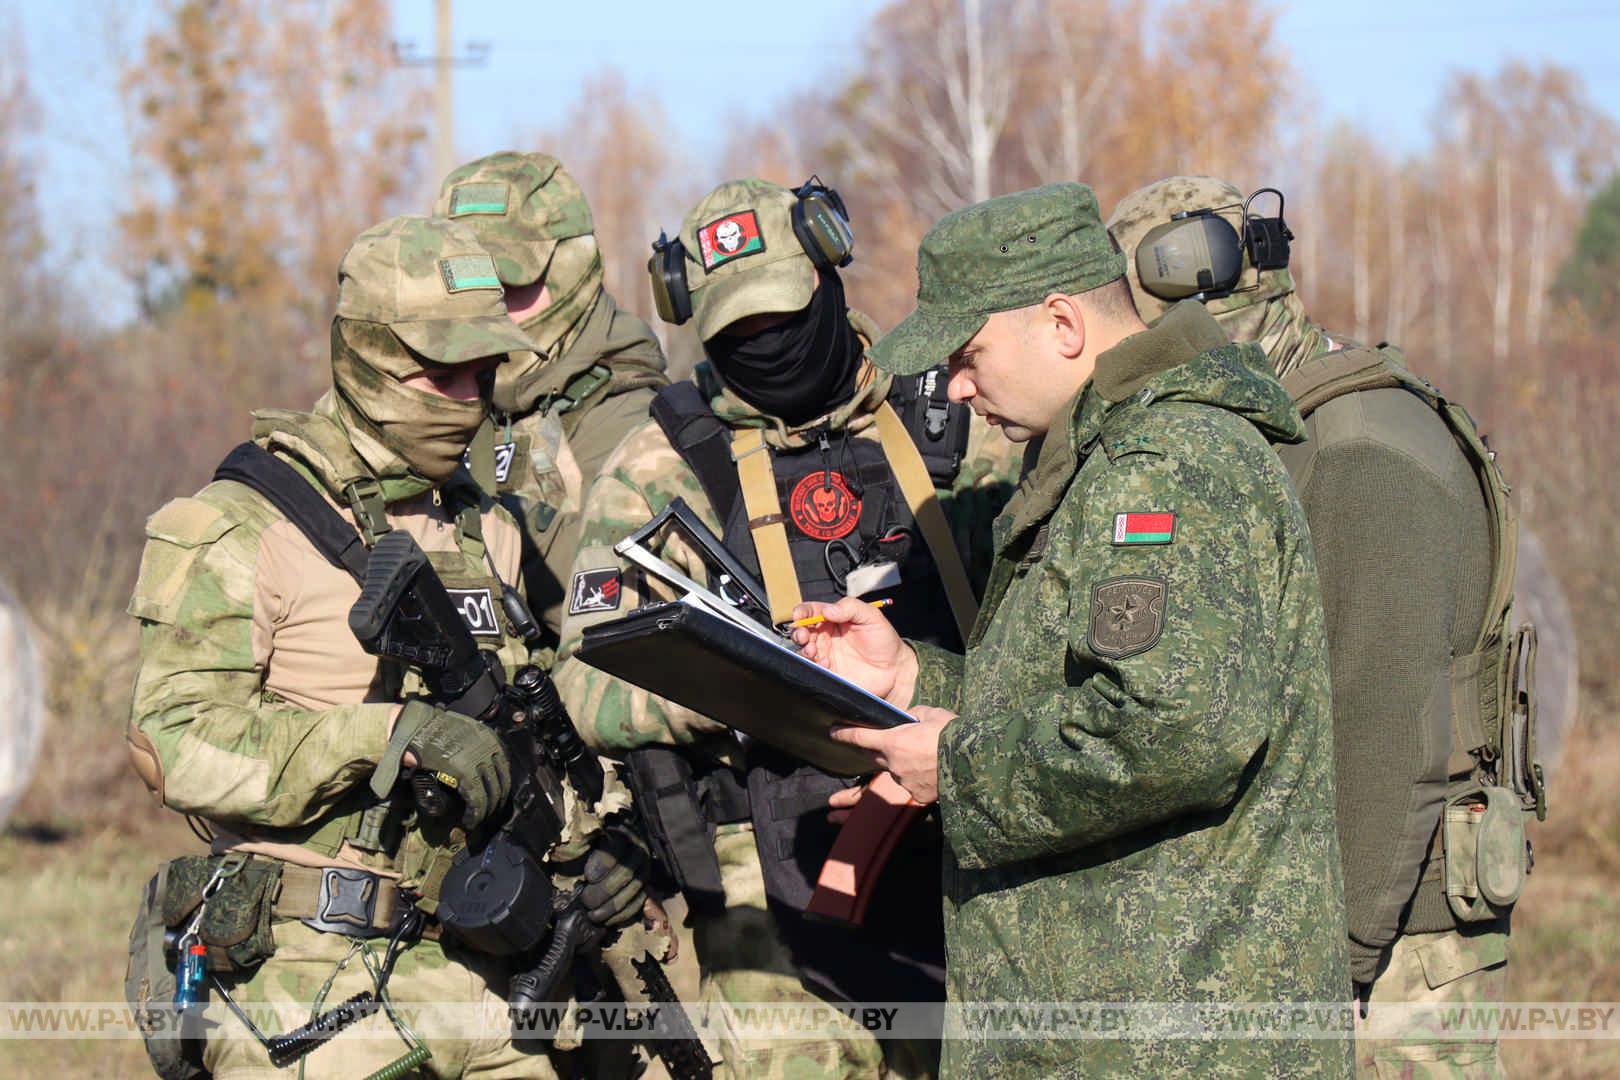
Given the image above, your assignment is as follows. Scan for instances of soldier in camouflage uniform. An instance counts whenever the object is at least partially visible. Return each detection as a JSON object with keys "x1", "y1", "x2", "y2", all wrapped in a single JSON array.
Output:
[
  {"x1": 795, "y1": 183, "x2": 1353, "y2": 1078},
  {"x1": 551, "y1": 178, "x2": 1021, "y2": 1079},
  {"x1": 433, "y1": 152, "x2": 669, "y2": 667},
  {"x1": 1109, "y1": 177, "x2": 1527, "y2": 1079},
  {"x1": 124, "y1": 216, "x2": 649, "y2": 1079}
]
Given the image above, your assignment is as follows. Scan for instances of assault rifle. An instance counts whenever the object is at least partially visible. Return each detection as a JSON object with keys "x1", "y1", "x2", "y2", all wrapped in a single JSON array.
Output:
[{"x1": 351, "y1": 531, "x2": 709, "y2": 1076}]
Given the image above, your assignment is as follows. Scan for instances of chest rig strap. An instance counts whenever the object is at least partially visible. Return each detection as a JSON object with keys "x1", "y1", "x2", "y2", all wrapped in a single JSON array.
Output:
[
  {"x1": 872, "y1": 402, "x2": 978, "y2": 642},
  {"x1": 731, "y1": 427, "x2": 803, "y2": 624}
]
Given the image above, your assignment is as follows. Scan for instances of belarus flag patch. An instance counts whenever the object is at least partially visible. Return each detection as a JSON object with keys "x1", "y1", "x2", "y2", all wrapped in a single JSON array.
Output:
[
  {"x1": 697, "y1": 210, "x2": 766, "y2": 272},
  {"x1": 1113, "y1": 511, "x2": 1175, "y2": 545}
]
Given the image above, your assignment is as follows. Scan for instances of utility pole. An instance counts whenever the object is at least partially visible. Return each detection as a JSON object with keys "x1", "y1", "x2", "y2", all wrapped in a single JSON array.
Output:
[
  {"x1": 435, "y1": 0, "x2": 454, "y2": 184},
  {"x1": 393, "y1": 0, "x2": 489, "y2": 185}
]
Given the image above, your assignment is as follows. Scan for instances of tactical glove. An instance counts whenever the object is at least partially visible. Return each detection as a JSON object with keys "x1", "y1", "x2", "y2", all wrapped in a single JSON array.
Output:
[
  {"x1": 580, "y1": 824, "x2": 651, "y2": 929},
  {"x1": 372, "y1": 700, "x2": 511, "y2": 831}
]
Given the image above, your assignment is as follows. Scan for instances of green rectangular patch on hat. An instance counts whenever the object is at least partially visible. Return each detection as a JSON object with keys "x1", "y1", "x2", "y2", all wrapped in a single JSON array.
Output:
[
  {"x1": 439, "y1": 254, "x2": 503, "y2": 293},
  {"x1": 448, "y1": 182, "x2": 510, "y2": 217}
]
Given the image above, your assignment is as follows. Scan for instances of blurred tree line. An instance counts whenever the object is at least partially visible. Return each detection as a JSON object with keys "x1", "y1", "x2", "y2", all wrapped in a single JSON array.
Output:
[{"x1": 1, "y1": 0, "x2": 1617, "y2": 710}]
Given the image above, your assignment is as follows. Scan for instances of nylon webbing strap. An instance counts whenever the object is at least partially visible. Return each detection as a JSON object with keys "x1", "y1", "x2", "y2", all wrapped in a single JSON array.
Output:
[
  {"x1": 650, "y1": 383, "x2": 743, "y2": 528},
  {"x1": 732, "y1": 428, "x2": 802, "y2": 624},
  {"x1": 214, "y1": 443, "x2": 370, "y2": 584},
  {"x1": 873, "y1": 402, "x2": 978, "y2": 642}
]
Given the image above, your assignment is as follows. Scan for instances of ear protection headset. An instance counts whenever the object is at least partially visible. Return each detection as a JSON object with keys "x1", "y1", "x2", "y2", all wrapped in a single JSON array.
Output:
[
  {"x1": 648, "y1": 177, "x2": 855, "y2": 326},
  {"x1": 1135, "y1": 187, "x2": 1293, "y2": 302}
]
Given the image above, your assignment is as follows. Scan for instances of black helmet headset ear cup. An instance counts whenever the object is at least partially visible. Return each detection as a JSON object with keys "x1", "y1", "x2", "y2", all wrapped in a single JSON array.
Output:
[
  {"x1": 791, "y1": 176, "x2": 854, "y2": 269},
  {"x1": 647, "y1": 230, "x2": 692, "y2": 325}
]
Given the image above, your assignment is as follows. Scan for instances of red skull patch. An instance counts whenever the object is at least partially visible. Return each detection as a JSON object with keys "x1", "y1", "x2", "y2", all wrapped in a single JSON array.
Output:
[{"x1": 789, "y1": 471, "x2": 862, "y2": 541}]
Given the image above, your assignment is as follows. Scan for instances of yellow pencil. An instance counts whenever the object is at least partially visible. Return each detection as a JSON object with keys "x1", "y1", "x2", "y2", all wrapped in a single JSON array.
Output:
[{"x1": 788, "y1": 598, "x2": 894, "y2": 628}]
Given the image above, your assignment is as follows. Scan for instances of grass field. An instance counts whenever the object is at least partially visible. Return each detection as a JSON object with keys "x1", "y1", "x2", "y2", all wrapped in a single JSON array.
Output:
[{"x1": 1, "y1": 627, "x2": 1614, "y2": 1077}]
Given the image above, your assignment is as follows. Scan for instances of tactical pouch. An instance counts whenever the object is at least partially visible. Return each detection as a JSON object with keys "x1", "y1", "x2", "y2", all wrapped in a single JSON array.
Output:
[
  {"x1": 1442, "y1": 783, "x2": 1528, "y2": 922},
  {"x1": 161, "y1": 855, "x2": 283, "y2": 973},
  {"x1": 1502, "y1": 622, "x2": 1548, "y2": 821},
  {"x1": 624, "y1": 747, "x2": 740, "y2": 916},
  {"x1": 126, "y1": 862, "x2": 208, "y2": 1080}
]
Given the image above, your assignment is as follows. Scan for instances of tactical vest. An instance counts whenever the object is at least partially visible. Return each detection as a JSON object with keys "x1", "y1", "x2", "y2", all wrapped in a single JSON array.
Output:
[
  {"x1": 636, "y1": 374, "x2": 979, "y2": 1004},
  {"x1": 1279, "y1": 344, "x2": 1545, "y2": 925},
  {"x1": 211, "y1": 441, "x2": 524, "y2": 905}
]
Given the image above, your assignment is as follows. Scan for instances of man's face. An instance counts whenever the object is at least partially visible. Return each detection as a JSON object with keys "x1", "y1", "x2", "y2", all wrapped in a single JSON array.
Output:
[
  {"x1": 946, "y1": 307, "x2": 1072, "y2": 442},
  {"x1": 400, "y1": 356, "x2": 501, "y2": 402}
]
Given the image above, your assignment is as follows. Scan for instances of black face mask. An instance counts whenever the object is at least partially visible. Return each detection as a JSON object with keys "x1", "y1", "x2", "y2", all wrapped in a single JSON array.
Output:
[{"x1": 706, "y1": 269, "x2": 863, "y2": 427}]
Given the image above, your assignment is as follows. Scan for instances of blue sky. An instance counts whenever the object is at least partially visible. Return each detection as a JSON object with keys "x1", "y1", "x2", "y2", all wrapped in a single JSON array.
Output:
[{"x1": 15, "y1": 0, "x2": 1620, "y2": 322}]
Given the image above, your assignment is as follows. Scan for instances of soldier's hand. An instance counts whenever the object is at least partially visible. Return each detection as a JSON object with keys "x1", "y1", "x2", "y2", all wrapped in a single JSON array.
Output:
[
  {"x1": 389, "y1": 700, "x2": 512, "y2": 830},
  {"x1": 790, "y1": 597, "x2": 918, "y2": 707},
  {"x1": 581, "y1": 825, "x2": 651, "y2": 929},
  {"x1": 830, "y1": 705, "x2": 954, "y2": 805}
]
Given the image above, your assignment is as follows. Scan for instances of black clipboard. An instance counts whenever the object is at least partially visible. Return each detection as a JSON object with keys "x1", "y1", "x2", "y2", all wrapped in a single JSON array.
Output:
[{"x1": 577, "y1": 598, "x2": 914, "y2": 776}]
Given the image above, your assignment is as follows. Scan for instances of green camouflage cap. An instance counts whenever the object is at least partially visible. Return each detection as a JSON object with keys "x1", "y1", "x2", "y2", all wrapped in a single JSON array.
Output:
[
  {"x1": 335, "y1": 215, "x2": 536, "y2": 365},
  {"x1": 871, "y1": 182, "x2": 1126, "y2": 375},
  {"x1": 679, "y1": 178, "x2": 818, "y2": 341},
  {"x1": 433, "y1": 152, "x2": 595, "y2": 286},
  {"x1": 1106, "y1": 176, "x2": 1293, "y2": 324}
]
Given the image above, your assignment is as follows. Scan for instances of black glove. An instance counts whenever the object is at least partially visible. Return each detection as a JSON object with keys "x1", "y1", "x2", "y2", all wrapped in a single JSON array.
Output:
[
  {"x1": 580, "y1": 825, "x2": 651, "y2": 929},
  {"x1": 372, "y1": 700, "x2": 511, "y2": 831}
]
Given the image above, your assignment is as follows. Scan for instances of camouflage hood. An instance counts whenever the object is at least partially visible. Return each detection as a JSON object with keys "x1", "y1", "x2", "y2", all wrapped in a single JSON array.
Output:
[
  {"x1": 512, "y1": 235, "x2": 605, "y2": 363},
  {"x1": 250, "y1": 394, "x2": 437, "y2": 507},
  {"x1": 708, "y1": 308, "x2": 891, "y2": 449},
  {"x1": 1207, "y1": 282, "x2": 1332, "y2": 381},
  {"x1": 495, "y1": 286, "x2": 667, "y2": 417}
]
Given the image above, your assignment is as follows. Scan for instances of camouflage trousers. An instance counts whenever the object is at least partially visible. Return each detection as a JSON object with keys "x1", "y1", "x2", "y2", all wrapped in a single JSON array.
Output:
[
  {"x1": 1355, "y1": 927, "x2": 1510, "y2": 1079},
  {"x1": 692, "y1": 822, "x2": 936, "y2": 1080},
  {"x1": 204, "y1": 919, "x2": 561, "y2": 1079}
]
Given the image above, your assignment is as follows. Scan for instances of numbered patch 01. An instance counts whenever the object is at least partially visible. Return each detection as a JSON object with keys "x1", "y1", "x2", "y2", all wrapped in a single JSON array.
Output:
[
  {"x1": 1088, "y1": 576, "x2": 1167, "y2": 660},
  {"x1": 446, "y1": 587, "x2": 502, "y2": 637},
  {"x1": 568, "y1": 568, "x2": 622, "y2": 615}
]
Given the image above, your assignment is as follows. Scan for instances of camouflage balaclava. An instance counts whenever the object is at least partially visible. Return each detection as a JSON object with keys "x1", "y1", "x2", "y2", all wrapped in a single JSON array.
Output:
[
  {"x1": 332, "y1": 215, "x2": 534, "y2": 483},
  {"x1": 434, "y1": 152, "x2": 604, "y2": 410},
  {"x1": 1106, "y1": 176, "x2": 1328, "y2": 377}
]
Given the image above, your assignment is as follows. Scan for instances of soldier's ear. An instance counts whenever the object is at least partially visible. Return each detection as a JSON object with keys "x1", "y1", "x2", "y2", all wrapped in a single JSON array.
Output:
[{"x1": 1044, "y1": 293, "x2": 1086, "y2": 360}]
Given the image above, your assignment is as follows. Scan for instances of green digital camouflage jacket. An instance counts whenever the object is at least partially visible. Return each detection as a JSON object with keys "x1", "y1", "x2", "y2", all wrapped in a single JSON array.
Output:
[
  {"x1": 126, "y1": 398, "x2": 626, "y2": 889},
  {"x1": 552, "y1": 309, "x2": 1021, "y2": 757},
  {"x1": 480, "y1": 289, "x2": 669, "y2": 667},
  {"x1": 913, "y1": 302, "x2": 1353, "y2": 1077}
]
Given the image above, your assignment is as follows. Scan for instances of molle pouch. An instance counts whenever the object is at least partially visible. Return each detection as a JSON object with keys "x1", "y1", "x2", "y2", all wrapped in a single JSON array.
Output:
[
  {"x1": 1443, "y1": 783, "x2": 1528, "y2": 923},
  {"x1": 126, "y1": 862, "x2": 208, "y2": 1080},
  {"x1": 161, "y1": 855, "x2": 283, "y2": 973},
  {"x1": 1502, "y1": 622, "x2": 1548, "y2": 821}
]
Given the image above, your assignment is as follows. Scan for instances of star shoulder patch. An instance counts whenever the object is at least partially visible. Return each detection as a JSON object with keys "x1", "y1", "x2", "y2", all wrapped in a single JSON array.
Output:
[
  {"x1": 568, "y1": 567, "x2": 622, "y2": 615},
  {"x1": 1088, "y1": 575, "x2": 1167, "y2": 660}
]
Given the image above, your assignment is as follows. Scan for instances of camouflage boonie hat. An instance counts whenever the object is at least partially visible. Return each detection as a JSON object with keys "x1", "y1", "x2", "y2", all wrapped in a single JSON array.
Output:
[
  {"x1": 434, "y1": 152, "x2": 595, "y2": 286},
  {"x1": 335, "y1": 215, "x2": 535, "y2": 365},
  {"x1": 679, "y1": 179, "x2": 818, "y2": 341},
  {"x1": 1107, "y1": 176, "x2": 1292, "y2": 324},
  {"x1": 871, "y1": 182, "x2": 1126, "y2": 375}
]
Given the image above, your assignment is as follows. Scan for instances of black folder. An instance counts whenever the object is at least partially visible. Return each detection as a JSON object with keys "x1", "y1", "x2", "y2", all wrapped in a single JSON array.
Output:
[{"x1": 577, "y1": 598, "x2": 914, "y2": 776}]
